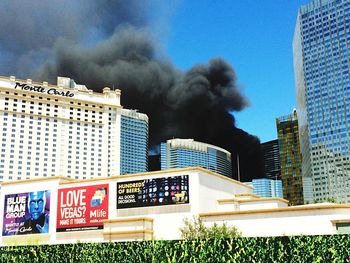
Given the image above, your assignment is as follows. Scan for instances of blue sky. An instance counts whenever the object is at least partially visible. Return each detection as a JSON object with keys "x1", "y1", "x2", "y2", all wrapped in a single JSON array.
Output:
[{"x1": 164, "y1": 0, "x2": 311, "y2": 143}]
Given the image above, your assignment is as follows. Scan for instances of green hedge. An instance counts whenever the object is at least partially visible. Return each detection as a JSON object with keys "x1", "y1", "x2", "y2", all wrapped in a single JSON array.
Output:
[{"x1": 1, "y1": 235, "x2": 350, "y2": 262}]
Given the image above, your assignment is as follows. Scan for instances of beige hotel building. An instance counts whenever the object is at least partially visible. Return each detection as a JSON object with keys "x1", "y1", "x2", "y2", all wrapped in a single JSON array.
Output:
[{"x1": 0, "y1": 76, "x2": 148, "y2": 182}]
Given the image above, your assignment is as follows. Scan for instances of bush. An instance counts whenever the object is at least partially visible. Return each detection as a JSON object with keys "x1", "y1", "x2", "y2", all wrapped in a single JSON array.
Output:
[
  {"x1": 179, "y1": 216, "x2": 241, "y2": 240},
  {"x1": 2, "y1": 235, "x2": 350, "y2": 262}
]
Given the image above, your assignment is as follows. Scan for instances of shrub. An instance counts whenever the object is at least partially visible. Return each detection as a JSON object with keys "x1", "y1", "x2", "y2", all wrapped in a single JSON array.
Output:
[
  {"x1": 180, "y1": 216, "x2": 241, "y2": 240},
  {"x1": 2, "y1": 235, "x2": 350, "y2": 262}
]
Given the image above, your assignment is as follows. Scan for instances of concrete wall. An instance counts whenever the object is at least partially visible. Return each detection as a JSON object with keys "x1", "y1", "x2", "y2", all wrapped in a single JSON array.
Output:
[
  {"x1": 239, "y1": 199, "x2": 288, "y2": 211},
  {"x1": 200, "y1": 205, "x2": 350, "y2": 237},
  {"x1": 197, "y1": 170, "x2": 251, "y2": 213}
]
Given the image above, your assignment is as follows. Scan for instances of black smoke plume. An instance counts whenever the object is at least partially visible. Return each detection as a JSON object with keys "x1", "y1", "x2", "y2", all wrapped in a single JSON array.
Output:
[{"x1": 0, "y1": 0, "x2": 263, "y2": 181}]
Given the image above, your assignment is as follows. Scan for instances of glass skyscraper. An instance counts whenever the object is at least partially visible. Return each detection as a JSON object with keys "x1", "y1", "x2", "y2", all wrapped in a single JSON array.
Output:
[
  {"x1": 246, "y1": 179, "x2": 283, "y2": 198},
  {"x1": 276, "y1": 110, "x2": 304, "y2": 205},
  {"x1": 261, "y1": 139, "x2": 281, "y2": 180},
  {"x1": 160, "y1": 139, "x2": 232, "y2": 178},
  {"x1": 293, "y1": 0, "x2": 350, "y2": 202},
  {"x1": 120, "y1": 109, "x2": 149, "y2": 175}
]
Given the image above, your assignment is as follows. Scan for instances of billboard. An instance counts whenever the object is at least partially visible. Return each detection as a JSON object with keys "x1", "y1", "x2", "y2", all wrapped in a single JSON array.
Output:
[
  {"x1": 117, "y1": 175, "x2": 189, "y2": 209},
  {"x1": 57, "y1": 184, "x2": 108, "y2": 232},
  {"x1": 3, "y1": 191, "x2": 51, "y2": 236}
]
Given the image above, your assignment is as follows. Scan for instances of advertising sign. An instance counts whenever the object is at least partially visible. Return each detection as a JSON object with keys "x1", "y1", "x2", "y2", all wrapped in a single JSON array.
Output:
[
  {"x1": 57, "y1": 184, "x2": 108, "y2": 232},
  {"x1": 117, "y1": 175, "x2": 189, "y2": 209},
  {"x1": 3, "y1": 191, "x2": 51, "y2": 236}
]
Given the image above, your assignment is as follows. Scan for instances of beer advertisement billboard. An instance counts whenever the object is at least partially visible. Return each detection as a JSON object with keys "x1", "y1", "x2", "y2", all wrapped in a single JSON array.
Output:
[{"x1": 117, "y1": 175, "x2": 189, "y2": 209}]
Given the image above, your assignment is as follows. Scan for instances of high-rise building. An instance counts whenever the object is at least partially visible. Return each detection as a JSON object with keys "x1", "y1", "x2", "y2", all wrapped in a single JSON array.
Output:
[
  {"x1": 246, "y1": 178, "x2": 283, "y2": 198},
  {"x1": 261, "y1": 139, "x2": 281, "y2": 180},
  {"x1": 0, "y1": 75, "x2": 148, "y2": 181},
  {"x1": 120, "y1": 109, "x2": 148, "y2": 175},
  {"x1": 276, "y1": 110, "x2": 304, "y2": 205},
  {"x1": 160, "y1": 138, "x2": 232, "y2": 177},
  {"x1": 293, "y1": 0, "x2": 350, "y2": 202}
]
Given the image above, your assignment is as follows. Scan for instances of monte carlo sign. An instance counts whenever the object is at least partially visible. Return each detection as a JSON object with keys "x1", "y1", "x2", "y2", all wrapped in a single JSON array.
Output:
[{"x1": 14, "y1": 82, "x2": 74, "y2": 98}]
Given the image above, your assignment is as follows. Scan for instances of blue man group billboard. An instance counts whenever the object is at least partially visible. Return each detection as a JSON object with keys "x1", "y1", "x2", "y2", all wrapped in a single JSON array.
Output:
[{"x1": 2, "y1": 191, "x2": 50, "y2": 236}]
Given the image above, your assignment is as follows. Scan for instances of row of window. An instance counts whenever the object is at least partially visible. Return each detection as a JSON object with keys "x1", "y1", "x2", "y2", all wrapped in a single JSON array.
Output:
[{"x1": 1, "y1": 89, "x2": 106, "y2": 109}]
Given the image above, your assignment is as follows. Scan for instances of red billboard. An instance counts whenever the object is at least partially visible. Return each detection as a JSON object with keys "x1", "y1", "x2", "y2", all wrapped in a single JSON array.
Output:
[{"x1": 56, "y1": 184, "x2": 108, "y2": 232}]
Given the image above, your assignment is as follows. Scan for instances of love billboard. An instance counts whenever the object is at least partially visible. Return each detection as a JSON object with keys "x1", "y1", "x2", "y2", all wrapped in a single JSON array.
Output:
[
  {"x1": 57, "y1": 184, "x2": 108, "y2": 232},
  {"x1": 3, "y1": 191, "x2": 50, "y2": 236},
  {"x1": 117, "y1": 175, "x2": 189, "y2": 209}
]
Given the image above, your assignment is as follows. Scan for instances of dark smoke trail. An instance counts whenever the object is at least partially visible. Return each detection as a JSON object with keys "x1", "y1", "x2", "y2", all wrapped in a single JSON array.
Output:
[{"x1": 0, "y1": 0, "x2": 264, "y2": 181}]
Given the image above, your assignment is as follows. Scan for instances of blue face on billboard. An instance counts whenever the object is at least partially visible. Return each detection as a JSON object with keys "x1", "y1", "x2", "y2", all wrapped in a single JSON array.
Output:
[
  {"x1": 3, "y1": 191, "x2": 50, "y2": 236},
  {"x1": 28, "y1": 191, "x2": 46, "y2": 221}
]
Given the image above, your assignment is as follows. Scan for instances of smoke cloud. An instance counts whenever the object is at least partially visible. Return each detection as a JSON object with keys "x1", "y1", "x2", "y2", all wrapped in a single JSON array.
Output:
[{"x1": 0, "y1": 0, "x2": 264, "y2": 181}]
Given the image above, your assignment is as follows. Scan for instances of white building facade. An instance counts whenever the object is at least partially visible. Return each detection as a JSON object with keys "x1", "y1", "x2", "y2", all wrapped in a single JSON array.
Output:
[
  {"x1": 0, "y1": 75, "x2": 139, "y2": 181},
  {"x1": 0, "y1": 167, "x2": 349, "y2": 246}
]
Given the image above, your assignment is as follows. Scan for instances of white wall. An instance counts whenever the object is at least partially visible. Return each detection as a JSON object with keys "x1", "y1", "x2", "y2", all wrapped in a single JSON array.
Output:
[
  {"x1": 198, "y1": 171, "x2": 252, "y2": 213},
  {"x1": 239, "y1": 200, "x2": 288, "y2": 211},
  {"x1": 201, "y1": 208, "x2": 350, "y2": 237}
]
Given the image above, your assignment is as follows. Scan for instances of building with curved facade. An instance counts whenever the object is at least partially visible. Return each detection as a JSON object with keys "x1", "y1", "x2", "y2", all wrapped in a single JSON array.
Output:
[{"x1": 160, "y1": 139, "x2": 232, "y2": 178}]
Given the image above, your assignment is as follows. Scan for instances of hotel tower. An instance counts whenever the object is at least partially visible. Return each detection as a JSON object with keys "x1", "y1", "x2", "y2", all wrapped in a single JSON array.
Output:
[
  {"x1": 0, "y1": 76, "x2": 148, "y2": 182},
  {"x1": 160, "y1": 138, "x2": 232, "y2": 178}
]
